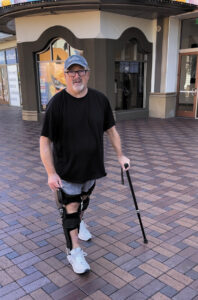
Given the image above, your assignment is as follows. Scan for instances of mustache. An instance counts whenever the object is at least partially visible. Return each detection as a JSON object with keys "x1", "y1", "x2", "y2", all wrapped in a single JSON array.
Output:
[{"x1": 73, "y1": 79, "x2": 82, "y2": 83}]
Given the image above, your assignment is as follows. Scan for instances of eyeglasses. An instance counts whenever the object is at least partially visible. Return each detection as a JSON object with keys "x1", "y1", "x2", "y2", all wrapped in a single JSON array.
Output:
[{"x1": 65, "y1": 70, "x2": 88, "y2": 77}]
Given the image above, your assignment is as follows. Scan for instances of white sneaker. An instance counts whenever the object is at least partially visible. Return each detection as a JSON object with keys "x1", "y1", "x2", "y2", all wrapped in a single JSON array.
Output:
[
  {"x1": 78, "y1": 220, "x2": 92, "y2": 241},
  {"x1": 67, "y1": 247, "x2": 90, "y2": 274}
]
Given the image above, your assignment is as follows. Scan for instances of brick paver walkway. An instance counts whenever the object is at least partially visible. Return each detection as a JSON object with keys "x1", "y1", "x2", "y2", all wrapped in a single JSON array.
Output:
[{"x1": 0, "y1": 106, "x2": 198, "y2": 300}]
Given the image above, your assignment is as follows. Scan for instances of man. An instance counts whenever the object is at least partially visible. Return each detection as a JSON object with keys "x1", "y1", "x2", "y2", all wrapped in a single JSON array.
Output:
[{"x1": 40, "y1": 55, "x2": 130, "y2": 274}]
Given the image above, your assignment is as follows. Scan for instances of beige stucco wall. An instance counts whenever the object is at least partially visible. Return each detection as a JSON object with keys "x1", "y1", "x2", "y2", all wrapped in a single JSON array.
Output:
[
  {"x1": 22, "y1": 110, "x2": 38, "y2": 121},
  {"x1": 15, "y1": 10, "x2": 157, "y2": 97},
  {"x1": 149, "y1": 93, "x2": 177, "y2": 118},
  {"x1": 15, "y1": 11, "x2": 155, "y2": 43},
  {"x1": 0, "y1": 39, "x2": 17, "y2": 50}
]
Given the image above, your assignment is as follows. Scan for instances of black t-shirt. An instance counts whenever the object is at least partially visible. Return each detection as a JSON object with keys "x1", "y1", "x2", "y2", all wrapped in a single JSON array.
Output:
[{"x1": 41, "y1": 88, "x2": 115, "y2": 183}]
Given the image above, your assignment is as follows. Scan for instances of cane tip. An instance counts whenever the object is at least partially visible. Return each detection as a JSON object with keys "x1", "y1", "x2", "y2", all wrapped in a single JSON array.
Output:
[{"x1": 144, "y1": 239, "x2": 148, "y2": 244}]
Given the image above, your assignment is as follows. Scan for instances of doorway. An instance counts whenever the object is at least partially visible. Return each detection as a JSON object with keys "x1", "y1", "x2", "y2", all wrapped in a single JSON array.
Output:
[
  {"x1": 115, "y1": 61, "x2": 145, "y2": 110},
  {"x1": 114, "y1": 39, "x2": 147, "y2": 112},
  {"x1": 176, "y1": 53, "x2": 198, "y2": 118}
]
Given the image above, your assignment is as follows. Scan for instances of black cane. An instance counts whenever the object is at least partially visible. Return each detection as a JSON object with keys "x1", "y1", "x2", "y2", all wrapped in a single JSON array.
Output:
[{"x1": 124, "y1": 163, "x2": 148, "y2": 244}]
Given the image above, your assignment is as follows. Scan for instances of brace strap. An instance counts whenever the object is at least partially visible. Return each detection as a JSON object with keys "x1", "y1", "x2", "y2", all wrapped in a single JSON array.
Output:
[
  {"x1": 61, "y1": 207, "x2": 81, "y2": 250},
  {"x1": 81, "y1": 182, "x2": 96, "y2": 197}
]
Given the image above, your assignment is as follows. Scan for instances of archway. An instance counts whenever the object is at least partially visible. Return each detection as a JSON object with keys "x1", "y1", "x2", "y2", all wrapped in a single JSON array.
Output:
[{"x1": 113, "y1": 27, "x2": 152, "y2": 118}]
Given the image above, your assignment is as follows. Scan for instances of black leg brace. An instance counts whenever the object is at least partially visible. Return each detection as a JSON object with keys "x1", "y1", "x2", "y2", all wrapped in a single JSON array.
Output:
[
  {"x1": 57, "y1": 183, "x2": 95, "y2": 250},
  {"x1": 61, "y1": 207, "x2": 81, "y2": 250},
  {"x1": 81, "y1": 196, "x2": 90, "y2": 211},
  {"x1": 80, "y1": 182, "x2": 95, "y2": 211}
]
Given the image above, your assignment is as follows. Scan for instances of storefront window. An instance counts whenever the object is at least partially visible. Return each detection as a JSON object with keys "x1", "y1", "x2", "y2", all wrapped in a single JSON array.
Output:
[
  {"x1": 115, "y1": 40, "x2": 146, "y2": 111},
  {"x1": 0, "y1": 64, "x2": 9, "y2": 105},
  {"x1": 52, "y1": 39, "x2": 69, "y2": 61},
  {"x1": 37, "y1": 38, "x2": 83, "y2": 110},
  {"x1": 0, "y1": 50, "x2": 6, "y2": 64},
  {"x1": 39, "y1": 46, "x2": 51, "y2": 61},
  {"x1": 0, "y1": 48, "x2": 21, "y2": 107},
  {"x1": 180, "y1": 18, "x2": 198, "y2": 49}
]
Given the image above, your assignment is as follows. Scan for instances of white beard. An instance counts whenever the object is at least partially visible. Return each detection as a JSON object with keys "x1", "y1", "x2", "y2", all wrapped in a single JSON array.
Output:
[{"x1": 72, "y1": 82, "x2": 85, "y2": 93}]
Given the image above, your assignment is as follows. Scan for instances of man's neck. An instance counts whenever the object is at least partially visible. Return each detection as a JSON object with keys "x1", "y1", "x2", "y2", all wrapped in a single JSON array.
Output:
[{"x1": 66, "y1": 87, "x2": 88, "y2": 98}]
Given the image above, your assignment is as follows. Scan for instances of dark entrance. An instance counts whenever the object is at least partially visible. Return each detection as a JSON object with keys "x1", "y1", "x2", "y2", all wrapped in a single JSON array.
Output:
[
  {"x1": 115, "y1": 60, "x2": 144, "y2": 110},
  {"x1": 114, "y1": 33, "x2": 152, "y2": 119}
]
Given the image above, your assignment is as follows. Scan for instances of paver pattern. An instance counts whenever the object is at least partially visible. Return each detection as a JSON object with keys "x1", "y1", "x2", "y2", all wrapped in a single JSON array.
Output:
[{"x1": 0, "y1": 105, "x2": 198, "y2": 299}]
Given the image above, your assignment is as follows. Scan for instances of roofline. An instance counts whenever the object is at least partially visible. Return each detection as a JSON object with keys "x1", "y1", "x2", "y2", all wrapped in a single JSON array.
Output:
[{"x1": 0, "y1": 0, "x2": 197, "y2": 34}]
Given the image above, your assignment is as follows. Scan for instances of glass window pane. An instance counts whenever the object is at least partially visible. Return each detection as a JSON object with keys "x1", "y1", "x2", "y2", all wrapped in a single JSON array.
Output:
[
  {"x1": 38, "y1": 61, "x2": 66, "y2": 110},
  {"x1": 39, "y1": 47, "x2": 51, "y2": 62},
  {"x1": 178, "y1": 55, "x2": 197, "y2": 112},
  {"x1": 37, "y1": 38, "x2": 84, "y2": 111},
  {"x1": 70, "y1": 47, "x2": 83, "y2": 56},
  {"x1": 52, "y1": 39, "x2": 69, "y2": 61},
  {"x1": 0, "y1": 65, "x2": 9, "y2": 104},
  {"x1": 180, "y1": 18, "x2": 198, "y2": 49},
  {"x1": 6, "y1": 48, "x2": 16, "y2": 64},
  {"x1": 115, "y1": 40, "x2": 146, "y2": 111},
  {"x1": 0, "y1": 51, "x2": 5, "y2": 64}
]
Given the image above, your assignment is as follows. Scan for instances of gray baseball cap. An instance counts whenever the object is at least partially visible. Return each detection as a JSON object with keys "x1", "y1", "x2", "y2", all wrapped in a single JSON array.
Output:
[{"x1": 64, "y1": 55, "x2": 89, "y2": 70}]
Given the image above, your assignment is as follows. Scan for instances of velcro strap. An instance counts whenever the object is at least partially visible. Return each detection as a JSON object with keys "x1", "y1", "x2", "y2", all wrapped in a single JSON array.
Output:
[
  {"x1": 62, "y1": 210, "x2": 80, "y2": 229},
  {"x1": 59, "y1": 188, "x2": 81, "y2": 205}
]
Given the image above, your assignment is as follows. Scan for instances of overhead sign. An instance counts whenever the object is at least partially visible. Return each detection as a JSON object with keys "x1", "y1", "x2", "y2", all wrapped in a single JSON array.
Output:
[
  {"x1": 0, "y1": 0, "x2": 39, "y2": 7},
  {"x1": 0, "y1": 0, "x2": 198, "y2": 7},
  {"x1": 173, "y1": 0, "x2": 198, "y2": 3}
]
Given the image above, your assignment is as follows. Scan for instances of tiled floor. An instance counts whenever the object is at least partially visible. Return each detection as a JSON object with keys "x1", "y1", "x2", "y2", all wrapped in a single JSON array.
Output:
[{"x1": 0, "y1": 106, "x2": 198, "y2": 299}]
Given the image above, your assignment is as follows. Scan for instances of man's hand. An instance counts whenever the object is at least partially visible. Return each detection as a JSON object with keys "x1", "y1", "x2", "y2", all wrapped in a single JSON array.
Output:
[
  {"x1": 48, "y1": 173, "x2": 62, "y2": 191},
  {"x1": 118, "y1": 155, "x2": 130, "y2": 171}
]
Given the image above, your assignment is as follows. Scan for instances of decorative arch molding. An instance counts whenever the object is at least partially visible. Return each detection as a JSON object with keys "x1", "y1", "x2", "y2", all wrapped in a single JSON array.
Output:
[
  {"x1": 30, "y1": 25, "x2": 84, "y2": 53},
  {"x1": 17, "y1": 25, "x2": 86, "y2": 118},
  {"x1": 110, "y1": 26, "x2": 153, "y2": 119},
  {"x1": 115, "y1": 27, "x2": 152, "y2": 54}
]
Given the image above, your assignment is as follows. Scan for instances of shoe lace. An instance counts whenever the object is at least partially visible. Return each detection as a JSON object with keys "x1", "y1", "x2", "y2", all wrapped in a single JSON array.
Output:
[
  {"x1": 80, "y1": 249, "x2": 88, "y2": 257},
  {"x1": 77, "y1": 249, "x2": 88, "y2": 264}
]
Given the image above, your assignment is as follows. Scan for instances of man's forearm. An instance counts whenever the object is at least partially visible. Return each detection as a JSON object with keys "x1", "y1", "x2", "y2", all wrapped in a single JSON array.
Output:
[
  {"x1": 40, "y1": 136, "x2": 56, "y2": 176},
  {"x1": 106, "y1": 126, "x2": 130, "y2": 169},
  {"x1": 40, "y1": 136, "x2": 62, "y2": 190},
  {"x1": 106, "y1": 126, "x2": 123, "y2": 157}
]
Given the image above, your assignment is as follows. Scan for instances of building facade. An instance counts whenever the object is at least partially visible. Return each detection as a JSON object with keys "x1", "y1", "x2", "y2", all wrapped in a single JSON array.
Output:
[{"x1": 0, "y1": 0, "x2": 197, "y2": 121}]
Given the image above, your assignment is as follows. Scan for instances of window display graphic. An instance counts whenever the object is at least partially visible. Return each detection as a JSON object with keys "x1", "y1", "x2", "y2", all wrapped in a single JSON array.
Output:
[
  {"x1": 37, "y1": 38, "x2": 83, "y2": 110},
  {"x1": 0, "y1": 0, "x2": 39, "y2": 7},
  {"x1": 0, "y1": 66, "x2": 9, "y2": 104},
  {"x1": 7, "y1": 64, "x2": 20, "y2": 106},
  {"x1": 39, "y1": 61, "x2": 66, "y2": 109},
  {"x1": 173, "y1": 0, "x2": 198, "y2": 3}
]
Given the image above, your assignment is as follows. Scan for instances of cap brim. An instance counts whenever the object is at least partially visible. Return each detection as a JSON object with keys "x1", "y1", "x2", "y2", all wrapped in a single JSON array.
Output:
[{"x1": 65, "y1": 62, "x2": 87, "y2": 70}]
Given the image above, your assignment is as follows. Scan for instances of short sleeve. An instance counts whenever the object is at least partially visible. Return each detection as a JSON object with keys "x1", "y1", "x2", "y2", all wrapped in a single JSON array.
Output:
[
  {"x1": 40, "y1": 98, "x2": 59, "y2": 142},
  {"x1": 103, "y1": 97, "x2": 115, "y2": 132}
]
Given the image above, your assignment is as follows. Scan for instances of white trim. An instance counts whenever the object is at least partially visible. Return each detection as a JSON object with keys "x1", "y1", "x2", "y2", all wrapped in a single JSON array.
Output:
[
  {"x1": 151, "y1": 19, "x2": 157, "y2": 93},
  {"x1": 179, "y1": 48, "x2": 198, "y2": 53},
  {"x1": 165, "y1": 17, "x2": 180, "y2": 93},
  {"x1": 175, "y1": 9, "x2": 198, "y2": 20}
]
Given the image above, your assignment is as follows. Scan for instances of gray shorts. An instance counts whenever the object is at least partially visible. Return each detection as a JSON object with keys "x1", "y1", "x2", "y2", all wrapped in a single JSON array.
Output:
[
  {"x1": 61, "y1": 179, "x2": 95, "y2": 196},
  {"x1": 58, "y1": 179, "x2": 95, "y2": 206}
]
